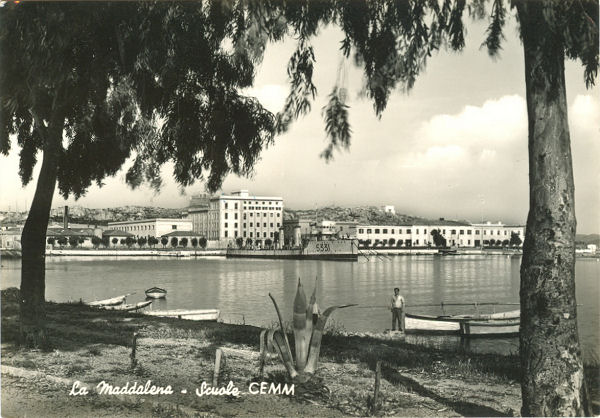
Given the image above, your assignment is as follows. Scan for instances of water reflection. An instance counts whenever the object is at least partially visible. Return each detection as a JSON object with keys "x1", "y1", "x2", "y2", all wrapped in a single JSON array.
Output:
[{"x1": 1, "y1": 255, "x2": 597, "y2": 358}]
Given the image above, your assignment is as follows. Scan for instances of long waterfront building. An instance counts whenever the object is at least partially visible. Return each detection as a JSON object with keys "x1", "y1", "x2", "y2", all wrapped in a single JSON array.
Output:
[
  {"x1": 107, "y1": 218, "x2": 193, "y2": 238},
  {"x1": 355, "y1": 220, "x2": 525, "y2": 247}
]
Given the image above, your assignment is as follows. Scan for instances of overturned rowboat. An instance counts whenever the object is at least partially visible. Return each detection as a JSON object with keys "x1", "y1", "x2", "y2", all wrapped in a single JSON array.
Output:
[
  {"x1": 145, "y1": 309, "x2": 219, "y2": 321},
  {"x1": 85, "y1": 293, "x2": 133, "y2": 307},
  {"x1": 145, "y1": 287, "x2": 167, "y2": 299}
]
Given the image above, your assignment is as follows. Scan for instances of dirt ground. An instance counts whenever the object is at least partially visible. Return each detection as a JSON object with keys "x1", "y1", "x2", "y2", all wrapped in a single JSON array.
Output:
[{"x1": 0, "y1": 290, "x2": 565, "y2": 417}]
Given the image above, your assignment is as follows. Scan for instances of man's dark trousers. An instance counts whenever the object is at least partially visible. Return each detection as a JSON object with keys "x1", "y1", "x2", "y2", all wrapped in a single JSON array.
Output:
[{"x1": 392, "y1": 308, "x2": 405, "y2": 331}]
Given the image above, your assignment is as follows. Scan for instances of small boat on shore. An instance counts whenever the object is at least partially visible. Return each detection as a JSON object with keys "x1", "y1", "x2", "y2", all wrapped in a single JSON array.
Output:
[
  {"x1": 102, "y1": 300, "x2": 153, "y2": 312},
  {"x1": 439, "y1": 247, "x2": 458, "y2": 256},
  {"x1": 145, "y1": 309, "x2": 220, "y2": 321},
  {"x1": 145, "y1": 287, "x2": 167, "y2": 299},
  {"x1": 86, "y1": 293, "x2": 133, "y2": 307},
  {"x1": 405, "y1": 309, "x2": 520, "y2": 336}
]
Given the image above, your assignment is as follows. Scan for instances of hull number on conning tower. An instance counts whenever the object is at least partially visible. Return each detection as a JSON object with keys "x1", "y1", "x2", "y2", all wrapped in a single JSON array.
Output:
[{"x1": 314, "y1": 243, "x2": 331, "y2": 252}]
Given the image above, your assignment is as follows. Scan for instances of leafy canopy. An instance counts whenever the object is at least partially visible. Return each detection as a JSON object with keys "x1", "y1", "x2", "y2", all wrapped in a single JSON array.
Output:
[
  {"x1": 1, "y1": 0, "x2": 597, "y2": 197},
  {"x1": 0, "y1": 2, "x2": 282, "y2": 197}
]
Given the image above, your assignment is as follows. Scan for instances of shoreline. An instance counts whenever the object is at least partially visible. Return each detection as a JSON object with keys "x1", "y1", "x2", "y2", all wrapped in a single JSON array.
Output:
[
  {"x1": 1, "y1": 289, "x2": 599, "y2": 417},
  {"x1": 1, "y1": 247, "x2": 538, "y2": 259}
]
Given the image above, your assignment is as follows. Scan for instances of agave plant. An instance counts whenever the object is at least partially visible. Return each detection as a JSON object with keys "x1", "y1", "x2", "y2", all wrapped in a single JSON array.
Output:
[{"x1": 266, "y1": 278, "x2": 355, "y2": 383}]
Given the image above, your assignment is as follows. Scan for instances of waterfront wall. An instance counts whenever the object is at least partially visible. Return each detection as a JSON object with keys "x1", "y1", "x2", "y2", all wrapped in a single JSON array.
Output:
[
  {"x1": 45, "y1": 249, "x2": 226, "y2": 257},
  {"x1": 227, "y1": 249, "x2": 301, "y2": 258}
]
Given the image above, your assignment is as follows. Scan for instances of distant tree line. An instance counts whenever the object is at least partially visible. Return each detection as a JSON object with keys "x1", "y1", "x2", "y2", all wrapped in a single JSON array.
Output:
[{"x1": 47, "y1": 235, "x2": 207, "y2": 249}]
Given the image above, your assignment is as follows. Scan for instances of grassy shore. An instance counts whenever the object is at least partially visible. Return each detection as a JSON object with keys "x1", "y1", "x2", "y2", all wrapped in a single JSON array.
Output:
[{"x1": 1, "y1": 288, "x2": 597, "y2": 417}]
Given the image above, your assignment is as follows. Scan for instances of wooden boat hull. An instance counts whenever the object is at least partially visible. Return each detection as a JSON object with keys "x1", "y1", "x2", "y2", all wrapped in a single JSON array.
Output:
[
  {"x1": 103, "y1": 300, "x2": 153, "y2": 312},
  {"x1": 405, "y1": 314, "x2": 460, "y2": 333},
  {"x1": 146, "y1": 292, "x2": 166, "y2": 299},
  {"x1": 86, "y1": 294, "x2": 127, "y2": 307},
  {"x1": 146, "y1": 309, "x2": 219, "y2": 321},
  {"x1": 405, "y1": 310, "x2": 520, "y2": 335},
  {"x1": 145, "y1": 287, "x2": 167, "y2": 299}
]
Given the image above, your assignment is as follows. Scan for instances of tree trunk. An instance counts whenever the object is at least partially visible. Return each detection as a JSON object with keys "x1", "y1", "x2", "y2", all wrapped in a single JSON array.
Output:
[
  {"x1": 516, "y1": 2, "x2": 589, "y2": 416},
  {"x1": 19, "y1": 119, "x2": 62, "y2": 348}
]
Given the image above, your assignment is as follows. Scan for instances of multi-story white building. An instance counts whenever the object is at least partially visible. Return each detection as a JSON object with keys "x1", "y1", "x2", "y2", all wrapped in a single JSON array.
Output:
[
  {"x1": 412, "y1": 220, "x2": 475, "y2": 247},
  {"x1": 108, "y1": 218, "x2": 193, "y2": 238},
  {"x1": 356, "y1": 224, "x2": 415, "y2": 247},
  {"x1": 187, "y1": 190, "x2": 283, "y2": 244},
  {"x1": 470, "y1": 222, "x2": 525, "y2": 247},
  {"x1": 356, "y1": 220, "x2": 525, "y2": 248}
]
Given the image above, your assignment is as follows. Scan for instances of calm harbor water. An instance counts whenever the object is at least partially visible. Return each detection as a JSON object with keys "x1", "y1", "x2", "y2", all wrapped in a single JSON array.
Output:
[{"x1": 1, "y1": 255, "x2": 598, "y2": 358}]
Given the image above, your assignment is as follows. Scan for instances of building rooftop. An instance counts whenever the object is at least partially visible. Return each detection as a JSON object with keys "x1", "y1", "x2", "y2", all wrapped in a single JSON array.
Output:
[
  {"x1": 160, "y1": 230, "x2": 203, "y2": 238},
  {"x1": 47, "y1": 228, "x2": 95, "y2": 236},
  {"x1": 108, "y1": 218, "x2": 190, "y2": 225},
  {"x1": 212, "y1": 190, "x2": 283, "y2": 201},
  {"x1": 102, "y1": 229, "x2": 135, "y2": 237}
]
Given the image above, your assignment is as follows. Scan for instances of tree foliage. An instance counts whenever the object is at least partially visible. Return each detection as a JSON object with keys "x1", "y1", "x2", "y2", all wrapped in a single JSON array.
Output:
[
  {"x1": 91, "y1": 236, "x2": 102, "y2": 248},
  {"x1": 1, "y1": 2, "x2": 279, "y2": 196},
  {"x1": 510, "y1": 231, "x2": 522, "y2": 247},
  {"x1": 430, "y1": 229, "x2": 447, "y2": 247},
  {"x1": 199, "y1": 237, "x2": 208, "y2": 249}
]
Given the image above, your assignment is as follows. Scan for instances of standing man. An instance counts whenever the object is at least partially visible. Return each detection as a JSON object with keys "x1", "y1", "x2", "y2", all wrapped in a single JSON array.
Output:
[{"x1": 390, "y1": 287, "x2": 405, "y2": 331}]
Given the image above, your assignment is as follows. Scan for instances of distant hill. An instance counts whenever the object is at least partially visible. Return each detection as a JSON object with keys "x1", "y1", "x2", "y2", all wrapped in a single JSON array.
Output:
[
  {"x1": 283, "y1": 206, "x2": 451, "y2": 226},
  {"x1": 575, "y1": 234, "x2": 600, "y2": 246},
  {"x1": 48, "y1": 205, "x2": 185, "y2": 225}
]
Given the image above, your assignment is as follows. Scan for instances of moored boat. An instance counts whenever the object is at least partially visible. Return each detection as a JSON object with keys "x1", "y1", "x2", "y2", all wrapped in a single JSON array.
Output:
[
  {"x1": 86, "y1": 293, "x2": 133, "y2": 307},
  {"x1": 405, "y1": 309, "x2": 520, "y2": 335},
  {"x1": 145, "y1": 309, "x2": 219, "y2": 321},
  {"x1": 145, "y1": 287, "x2": 167, "y2": 299},
  {"x1": 102, "y1": 300, "x2": 153, "y2": 312}
]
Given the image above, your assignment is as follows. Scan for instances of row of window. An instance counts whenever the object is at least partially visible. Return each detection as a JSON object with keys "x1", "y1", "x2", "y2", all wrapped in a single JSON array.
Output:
[
  {"x1": 223, "y1": 201, "x2": 282, "y2": 209},
  {"x1": 361, "y1": 239, "x2": 506, "y2": 246},
  {"x1": 244, "y1": 206, "x2": 282, "y2": 211},
  {"x1": 358, "y1": 228, "x2": 416, "y2": 234},
  {"x1": 357, "y1": 228, "x2": 522, "y2": 236},
  {"x1": 223, "y1": 222, "x2": 281, "y2": 229},
  {"x1": 223, "y1": 231, "x2": 276, "y2": 238},
  {"x1": 224, "y1": 212, "x2": 281, "y2": 220},
  {"x1": 120, "y1": 225, "x2": 156, "y2": 231}
]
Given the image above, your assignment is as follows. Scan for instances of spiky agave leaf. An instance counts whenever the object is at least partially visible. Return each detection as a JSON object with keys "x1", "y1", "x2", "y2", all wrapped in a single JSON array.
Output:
[
  {"x1": 305, "y1": 278, "x2": 318, "y2": 345},
  {"x1": 266, "y1": 329, "x2": 297, "y2": 379},
  {"x1": 293, "y1": 278, "x2": 309, "y2": 371},
  {"x1": 268, "y1": 292, "x2": 293, "y2": 364},
  {"x1": 304, "y1": 304, "x2": 357, "y2": 374}
]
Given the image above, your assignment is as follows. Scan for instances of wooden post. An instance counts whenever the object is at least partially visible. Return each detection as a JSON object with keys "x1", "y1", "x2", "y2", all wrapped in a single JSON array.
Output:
[
  {"x1": 258, "y1": 330, "x2": 267, "y2": 378},
  {"x1": 130, "y1": 332, "x2": 138, "y2": 369},
  {"x1": 372, "y1": 360, "x2": 381, "y2": 414},
  {"x1": 213, "y1": 348, "x2": 224, "y2": 386}
]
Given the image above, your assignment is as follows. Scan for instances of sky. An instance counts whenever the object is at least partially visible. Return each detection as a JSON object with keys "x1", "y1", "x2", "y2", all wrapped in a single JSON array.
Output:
[{"x1": 1, "y1": 12, "x2": 599, "y2": 232}]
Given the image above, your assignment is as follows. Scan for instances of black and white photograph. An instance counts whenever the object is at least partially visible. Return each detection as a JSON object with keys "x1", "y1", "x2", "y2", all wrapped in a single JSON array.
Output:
[{"x1": 0, "y1": 1, "x2": 598, "y2": 416}]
